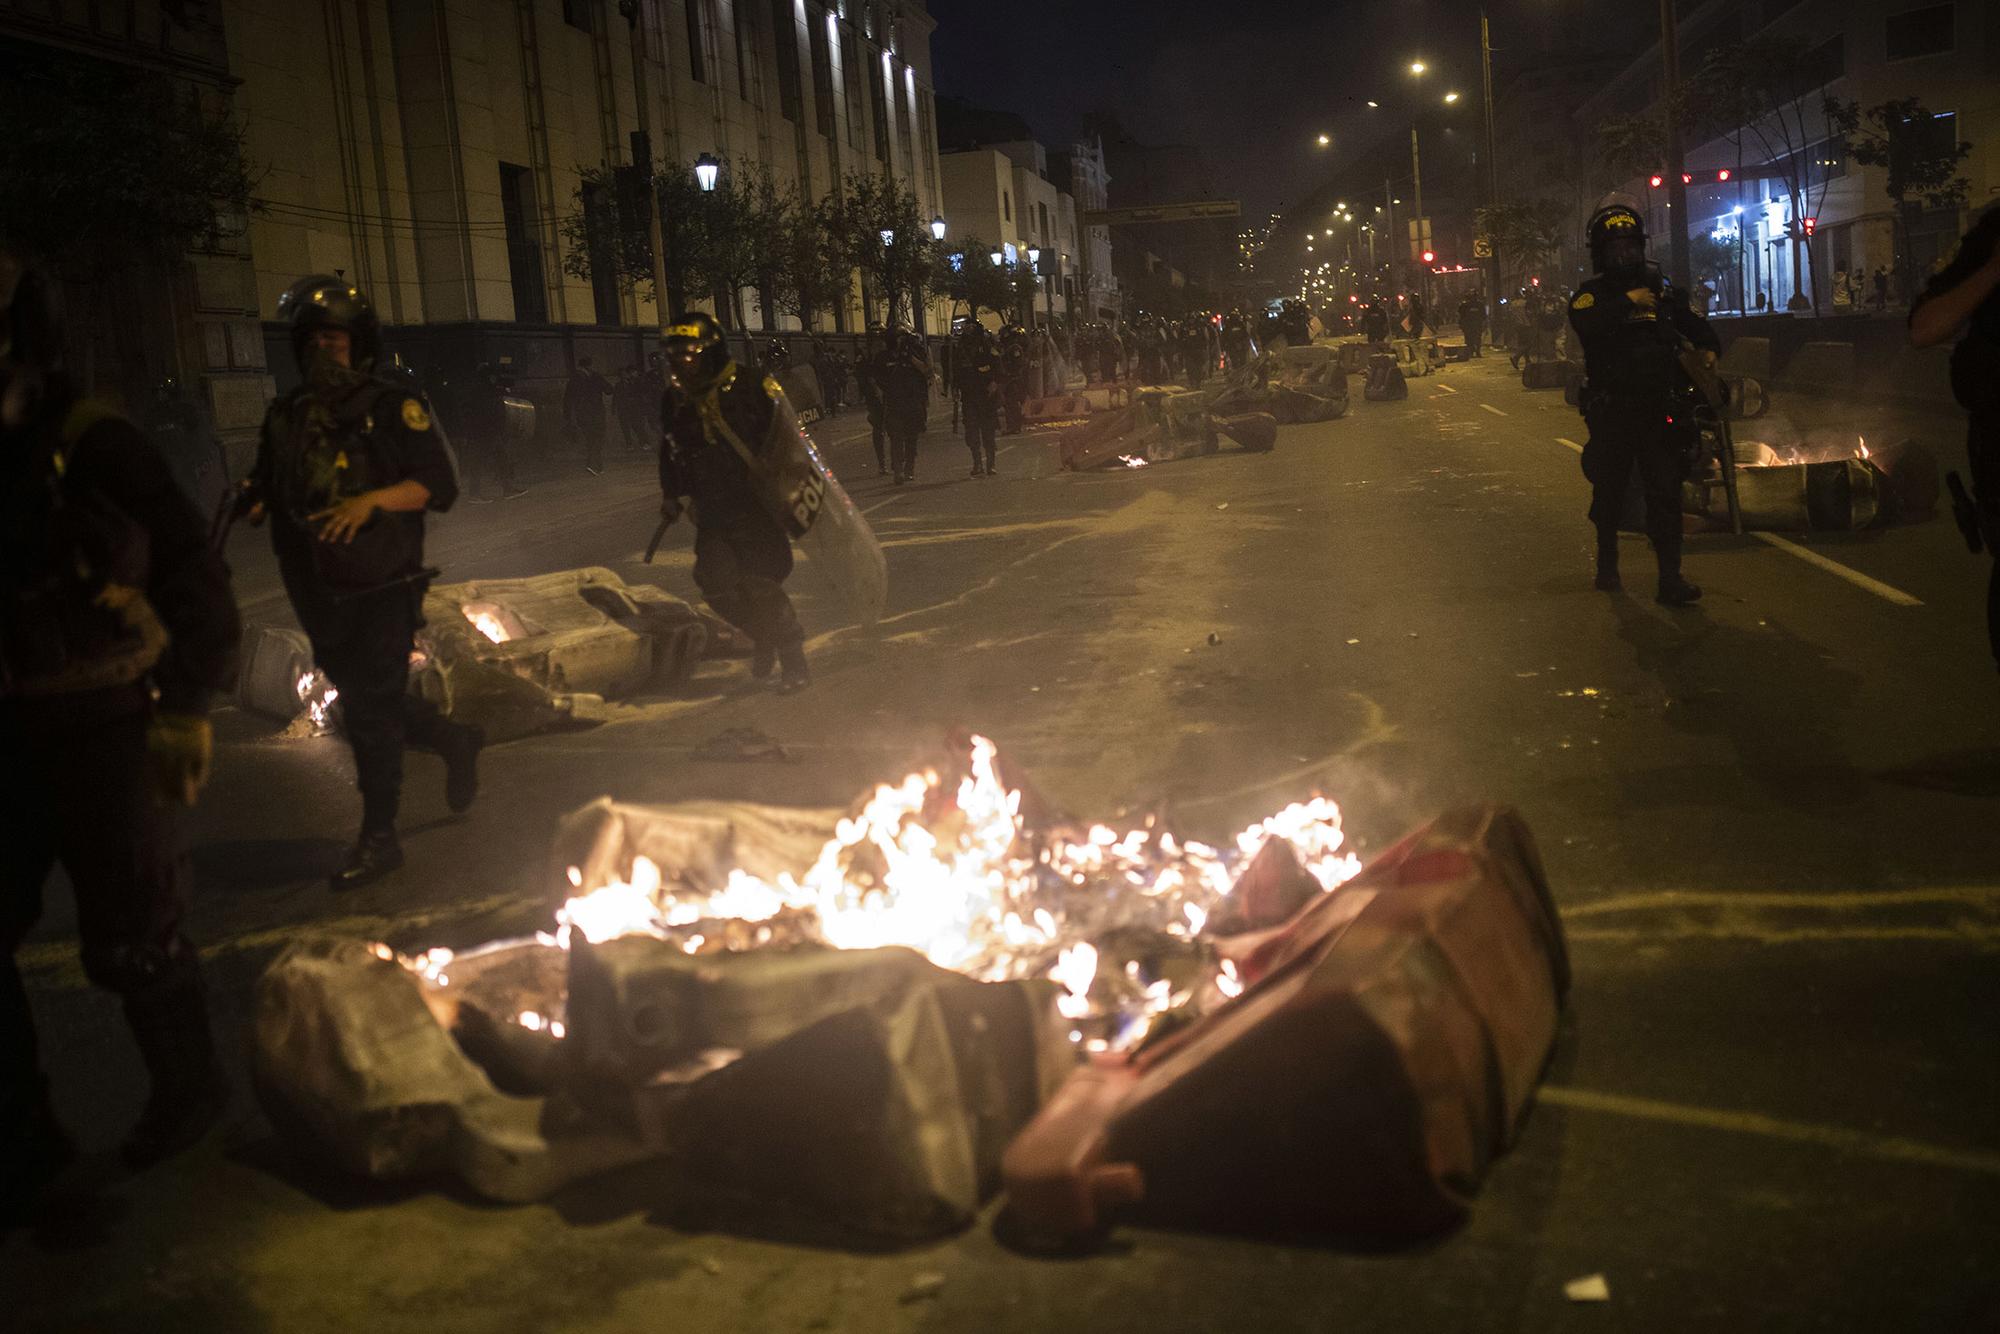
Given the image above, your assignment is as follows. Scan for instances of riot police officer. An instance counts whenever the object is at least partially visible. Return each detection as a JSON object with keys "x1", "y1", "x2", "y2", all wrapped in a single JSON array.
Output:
[
  {"x1": 957, "y1": 325, "x2": 1002, "y2": 478},
  {"x1": 857, "y1": 327, "x2": 889, "y2": 475},
  {"x1": 1568, "y1": 204, "x2": 1719, "y2": 606},
  {"x1": 998, "y1": 324, "x2": 1030, "y2": 434},
  {"x1": 245, "y1": 275, "x2": 483, "y2": 890},
  {"x1": 880, "y1": 329, "x2": 932, "y2": 485},
  {"x1": 657, "y1": 312, "x2": 811, "y2": 692},
  {"x1": 1909, "y1": 204, "x2": 2000, "y2": 671},
  {"x1": 2, "y1": 249, "x2": 242, "y2": 1206}
]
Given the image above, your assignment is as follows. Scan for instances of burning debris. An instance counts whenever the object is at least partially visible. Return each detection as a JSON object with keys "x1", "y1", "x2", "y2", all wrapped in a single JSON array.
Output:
[
  {"x1": 252, "y1": 738, "x2": 1564, "y2": 1244},
  {"x1": 237, "y1": 569, "x2": 748, "y2": 742}
]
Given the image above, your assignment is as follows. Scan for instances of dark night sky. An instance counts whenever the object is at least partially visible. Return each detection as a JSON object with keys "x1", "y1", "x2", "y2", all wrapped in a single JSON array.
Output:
[{"x1": 926, "y1": 0, "x2": 1651, "y2": 219}]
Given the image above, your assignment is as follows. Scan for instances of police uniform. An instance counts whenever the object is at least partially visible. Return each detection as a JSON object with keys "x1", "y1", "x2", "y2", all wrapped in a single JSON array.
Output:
[
  {"x1": 999, "y1": 329, "x2": 1030, "y2": 434},
  {"x1": 1912, "y1": 207, "x2": 2000, "y2": 668},
  {"x1": 659, "y1": 351, "x2": 807, "y2": 685},
  {"x1": 858, "y1": 334, "x2": 889, "y2": 473},
  {"x1": 253, "y1": 276, "x2": 478, "y2": 889},
  {"x1": 881, "y1": 334, "x2": 932, "y2": 484},
  {"x1": 2, "y1": 252, "x2": 242, "y2": 1193},
  {"x1": 957, "y1": 332, "x2": 1003, "y2": 477},
  {"x1": 1569, "y1": 206, "x2": 1719, "y2": 603}
]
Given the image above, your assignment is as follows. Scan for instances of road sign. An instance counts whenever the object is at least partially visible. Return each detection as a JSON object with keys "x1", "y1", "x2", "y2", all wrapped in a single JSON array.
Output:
[
  {"x1": 1473, "y1": 236, "x2": 1494, "y2": 259},
  {"x1": 1082, "y1": 200, "x2": 1242, "y2": 226}
]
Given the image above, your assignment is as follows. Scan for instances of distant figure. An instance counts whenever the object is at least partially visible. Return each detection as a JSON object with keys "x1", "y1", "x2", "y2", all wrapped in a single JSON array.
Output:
[
  {"x1": 565, "y1": 356, "x2": 611, "y2": 475},
  {"x1": 1832, "y1": 267, "x2": 1853, "y2": 312},
  {"x1": 1873, "y1": 266, "x2": 1890, "y2": 310},
  {"x1": 1457, "y1": 292, "x2": 1486, "y2": 357}
]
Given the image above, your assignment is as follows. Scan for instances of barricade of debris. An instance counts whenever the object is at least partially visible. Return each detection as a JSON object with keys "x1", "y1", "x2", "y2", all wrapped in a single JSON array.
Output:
[
  {"x1": 252, "y1": 737, "x2": 1567, "y2": 1247},
  {"x1": 237, "y1": 567, "x2": 747, "y2": 741}
]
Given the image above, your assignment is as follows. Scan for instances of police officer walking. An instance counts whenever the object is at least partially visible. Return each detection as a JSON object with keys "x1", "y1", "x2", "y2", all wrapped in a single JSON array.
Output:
[
  {"x1": 1568, "y1": 205, "x2": 1719, "y2": 606},
  {"x1": 246, "y1": 275, "x2": 483, "y2": 889},
  {"x1": 1909, "y1": 204, "x2": 2000, "y2": 672},
  {"x1": 656, "y1": 313, "x2": 811, "y2": 692},
  {"x1": 857, "y1": 327, "x2": 890, "y2": 476},
  {"x1": 881, "y1": 329, "x2": 932, "y2": 486},
  {"x1": 957, "y1": 325, "x2": 1002, "y2": 479},
  {"x1": 999, "y1": 324, "x2": 1030, "y2": 434},
  {"x1": 2, "y1": 249, "x2": 243, "y2": 1207}
]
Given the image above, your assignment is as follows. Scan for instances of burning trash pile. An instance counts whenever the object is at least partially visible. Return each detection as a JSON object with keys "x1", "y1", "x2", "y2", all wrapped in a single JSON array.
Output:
[
  {"x1": 1696, "y1": 434, "x2": 1937, "y2": 533},
  {"x1": 252, "y1": 738, "x2": 1567, "y2": 1244},
  {"x1": 237, "y1": 568, "x2": 748, "y2": 742}
]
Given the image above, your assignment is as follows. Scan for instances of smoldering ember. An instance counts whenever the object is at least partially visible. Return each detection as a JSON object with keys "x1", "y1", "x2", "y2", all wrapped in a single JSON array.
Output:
[{"x1": 2, "y1": 2, "x2": 1997, "y2": 1332}]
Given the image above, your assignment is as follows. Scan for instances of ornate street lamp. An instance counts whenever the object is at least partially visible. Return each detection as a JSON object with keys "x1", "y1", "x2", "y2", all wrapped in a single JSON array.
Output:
[
  {"x1": 694, "y1": 153, "x2": 720, "y2": 192},
  {"x1": 930, "y1": 215, "x2": 947, "y2": 240}
]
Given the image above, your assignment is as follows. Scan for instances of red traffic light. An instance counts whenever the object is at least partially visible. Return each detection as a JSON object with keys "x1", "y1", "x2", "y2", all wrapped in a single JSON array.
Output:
[
  {"x1": 1681, "y1": 172, "x2": 1693, "y2": 185},
  {"x1": 1801, "y1": 216, "x2": 1817, "y2": 236},
  {"x1": 1421, "y1": 250, "x2": 1436, "y2": 265},
  {"x1": 1649, "y1": 174, "x2": 1664, "y2": 188},
  {"x1": 1530, "y1": 276, "x2": 1541, "y2": 287},
  {"x1": 1717, "y1": 168, "x2": 1732, "y2": 182}
]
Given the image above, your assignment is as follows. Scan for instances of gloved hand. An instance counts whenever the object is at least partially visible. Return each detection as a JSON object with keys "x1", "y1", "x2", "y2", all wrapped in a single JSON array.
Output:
[{"x1": 148, "y1": 712, "x2": 214, "y2": 806}]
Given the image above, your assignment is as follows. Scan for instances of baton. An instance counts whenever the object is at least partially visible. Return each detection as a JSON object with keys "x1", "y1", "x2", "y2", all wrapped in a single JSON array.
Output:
[
  {"x1": 328, "y1": 567, "x2": 443, "y2": 606},
  {"x1": 643, "y1": 516, "x2": 673, "y2": 563}
]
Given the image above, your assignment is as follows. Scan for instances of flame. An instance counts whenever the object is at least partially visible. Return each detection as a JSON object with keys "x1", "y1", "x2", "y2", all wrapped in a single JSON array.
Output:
[
  {"x1": 1857, "y1": 436, "x2": 1870, "y2": 460},
  {"x1": 466, "y1": 608, "x2": 510, "y2": 643},
  {"x1": 1117, "y1": 454, "x2": 1150, "y2": 469},
  {"x1": 535, "y1": 736, "x2": 1362, "y2": 1051},
  {"x1": 295, "y1": 669, "x2": 339, "y2": 732}
]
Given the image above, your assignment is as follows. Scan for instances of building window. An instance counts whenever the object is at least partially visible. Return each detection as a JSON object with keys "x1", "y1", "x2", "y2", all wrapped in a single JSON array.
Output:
[
  {"x1": 918, "y1": 94, "x2": 936, "y2": 199},
  {"x1": 687, "y1": 0, "x2": 708, "y2": 82},
  {"x1": 808, "y1": 2, "x2": 835, "y2": 138},
  {"x1": 561, "y1": 0, "x2": 592, "y2": 32},
  {"x1": 580, "y1": 182, "x2": 622, "y2": 326},
  {"x1": 499, "y1": 163, "x2": 548, "y2": 324},
  {"x1": 770, "y1": 0, "x2": 801, "y2": 121},
  {"x1": 1803, "y1": 34, "x2": 1844, "y2": 88},
  {"x1": 734, "y1": 0, "x2": 754, "y2": 102},
  {"x1": 1038, "y1": 201, "x2": 1049, "y2": 242},
  {"x1": 897, "y1": 64, "x2": 914, "y2": 168},
  {"x1": 840, "y1": 22, "x2": 865, "y2": 149},
  {"x1": 1884, "y1": 5, "x2": 1952, "y2": 61},
  {"x1": 868, "y1": 52, "x2": 889, "y2": 161},
  {"x1": 1002, "y1": 190, "x2": 1010, "y2": 223}
]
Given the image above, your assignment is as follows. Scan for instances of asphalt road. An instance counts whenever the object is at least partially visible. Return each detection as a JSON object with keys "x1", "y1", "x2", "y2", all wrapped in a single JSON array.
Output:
[{"x1": 9, "y1": 355, "x2": 1999, "y2": 1332}]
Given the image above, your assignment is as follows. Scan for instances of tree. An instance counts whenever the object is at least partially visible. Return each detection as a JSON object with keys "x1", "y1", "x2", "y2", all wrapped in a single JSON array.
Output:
[
  {"x1": 1474, "y1": 199, "x2": 1569, "y2": 291},
  {"x1": 0, "y1": 50, "x2": 256, "y2": 269},
  {"x1": 1684, "y1": 34, "x2": 1846, "y2": 313},
  {"x1": 1827, "y1": 96, "x2": 1973, "y2": 297},
  {"x1": 0, "y1": 45, "x2": 257, "y2": 401},
  {"x1": 929, "y1": 237, "x2": 1016, "y2": 321},
  {"x1": 824, "y1": 171, "x2": 937, "y2": 327},
  {"x1": 767, "y1": 192, "x2": 854, "y2": 331}
]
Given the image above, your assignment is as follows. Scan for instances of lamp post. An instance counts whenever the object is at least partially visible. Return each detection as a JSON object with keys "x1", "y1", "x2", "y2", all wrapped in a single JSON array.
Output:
[
  {"x1": 879, "y1": 228, "x2": 898, "y2": 328},
  {"x1": 930, "y1": 215, "x2": 947, "y2": 241}
]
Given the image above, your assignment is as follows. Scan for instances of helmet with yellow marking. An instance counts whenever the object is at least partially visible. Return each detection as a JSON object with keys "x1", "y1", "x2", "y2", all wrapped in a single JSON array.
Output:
[
  {"x1": 1586, "y1": 205, "x2": 1648, "y2": 275},
  {"x1": 661, "y1": 310, "x2": 729, "y2": 392}
]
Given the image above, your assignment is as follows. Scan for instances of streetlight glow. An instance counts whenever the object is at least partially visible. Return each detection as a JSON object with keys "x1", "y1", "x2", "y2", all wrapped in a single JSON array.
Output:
[
  {"x1": 694, "y1": 152, "x2": 720, "y2": 192},
  {"x1": 930, "y1": 215, "x2": 946, "y2": 240},
  {"x1": 1444, "y1": 91, "x2": 1461, "y2": 103},
  {"x1": 1316, "y1": 133, "x2": 1331, "y2": 146},
  {"x1": 879, "y1": 227, "x2": 895, "y2": 247},
  {"x1": 1366, "y1": 100, "x2": 1379, "y2": 108},
  {"x1": 1409, "y1": 61, "x2": 1426, "y2": 75}
]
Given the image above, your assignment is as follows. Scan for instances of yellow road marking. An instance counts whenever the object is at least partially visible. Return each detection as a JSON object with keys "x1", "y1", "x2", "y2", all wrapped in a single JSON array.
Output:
[
  {"x1": 1554, "y1": 437, "x2": 1584, "y2": 453},
  {"x1": 1539, "y1": 1085, "x2": 2000, "y2": 1177},
  {"x1": 1479, "y1": 402, "x2": 1509, "y2": 417}
]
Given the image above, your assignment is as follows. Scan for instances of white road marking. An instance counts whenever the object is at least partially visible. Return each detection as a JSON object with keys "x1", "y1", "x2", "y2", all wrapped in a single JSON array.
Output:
[
  {"x1": 1432, "y1": 382, "x2": 1459, "y2": 395},
  {"x1": 1751, "y1": 531, "x2": 1924, "y2": 607},
  {"x1": 1539, "y1": 1085, "x2": 2000, "y2": 1178},
  {"x1": 1480, "y1": 402, "x2": 1509, "y2": 417},
  {"x1": 1554, "y1": 437, "x2": 1584, "y2": 453}
]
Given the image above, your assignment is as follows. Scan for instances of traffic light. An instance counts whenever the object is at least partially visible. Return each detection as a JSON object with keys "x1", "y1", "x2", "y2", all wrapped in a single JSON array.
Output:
[
  {"x1": 1649, "y1": 174, "x2": 1664, "y2": 188},
  {"x1": 1717, "y1": 168, "x2": 1732, "y2": 182},
  {"x1": 1801, "y1": 216, "x2": 1817, "y2": 237},
  {"x1": 1421, "y1": 249, "x2": 1435, "y2": 265},
  {"x1": 1681, "y1": 172, "x2": 1693, "y2": 185}
]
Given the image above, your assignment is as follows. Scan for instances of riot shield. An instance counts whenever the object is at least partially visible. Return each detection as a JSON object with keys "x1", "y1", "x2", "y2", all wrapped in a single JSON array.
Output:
[{"x1": 757, "y1": 385, "x2": 888, "y2": 629}]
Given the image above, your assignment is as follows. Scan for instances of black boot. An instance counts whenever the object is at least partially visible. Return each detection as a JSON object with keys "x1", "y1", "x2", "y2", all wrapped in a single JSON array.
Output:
[
  {"x1": 1, "y1": 1074, "x2": 76, "y2": 1222},
  {"x1": 777, "y1": 643, "x2": 811, "y2": 694},
  {"x1": 437, "y1": 722, "x2": 484, "y2": 815},
  {"x1": 750, "y1": 643, "x2": 776, "y2": 679},
  {"x1": 1594, "y1": 529, "x2": 1622, "y2": 591},
  {"x1": 331, "y1": 827, "x2": 404, "y2": 891},
  {"x1": 1656, "y1": 574, "x2": 1703, "y2": 606},
  {"x1": 119, "y1": 979, "x2": 227, "y2": 1170}
]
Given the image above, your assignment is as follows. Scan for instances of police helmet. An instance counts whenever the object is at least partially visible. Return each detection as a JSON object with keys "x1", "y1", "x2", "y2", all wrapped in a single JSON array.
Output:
[
  {"x1": 661, "y1": 310, "x2": 729, "y2": 391},
  {"x1": 277, "y1": 274, "x2": 381, "y2": 372},
  {"x1": 1586, "y1": 205, "x2": 1648, "y2": 273}
]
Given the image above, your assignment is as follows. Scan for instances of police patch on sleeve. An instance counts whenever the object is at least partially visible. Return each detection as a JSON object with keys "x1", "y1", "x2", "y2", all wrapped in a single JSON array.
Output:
[
  {"x1": 401, "y1": 398, "x2": 432, "y2": 431},
  {"x1": 1571, "y1": 292, "x2": 1595, "y2": 310}
]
